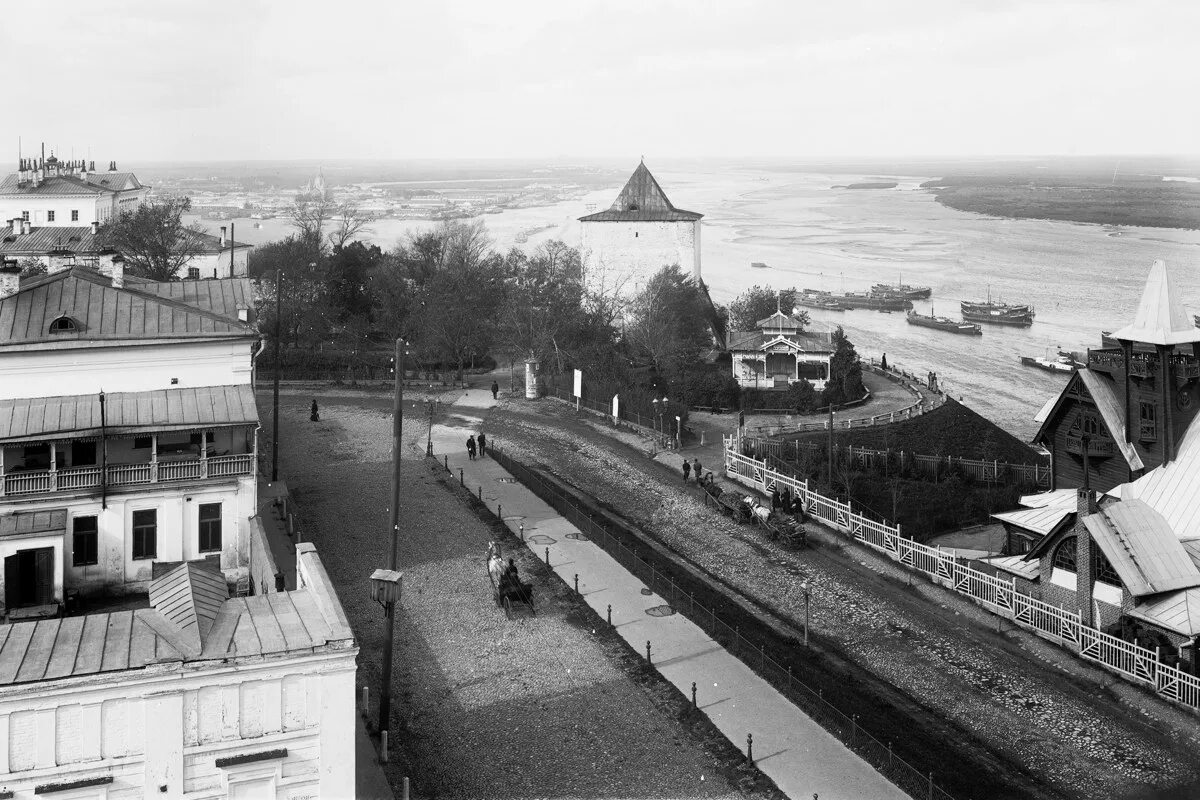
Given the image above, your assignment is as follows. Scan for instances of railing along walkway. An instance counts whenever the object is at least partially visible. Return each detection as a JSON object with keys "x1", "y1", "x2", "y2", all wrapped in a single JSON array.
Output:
[{"x1": 0, "y1": 454, "x2": 255, "y2": 497}]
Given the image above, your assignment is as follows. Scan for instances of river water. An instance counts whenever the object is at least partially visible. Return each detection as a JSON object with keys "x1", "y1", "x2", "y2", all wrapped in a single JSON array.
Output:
[{"x1": 190, "y1": 167, "x2": 1200, "y2": 441}]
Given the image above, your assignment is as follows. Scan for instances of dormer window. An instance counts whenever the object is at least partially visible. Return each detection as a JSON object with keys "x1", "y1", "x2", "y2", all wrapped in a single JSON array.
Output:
[{"x1": 49, "y1": 315, "x2": 78, "y2": 333}]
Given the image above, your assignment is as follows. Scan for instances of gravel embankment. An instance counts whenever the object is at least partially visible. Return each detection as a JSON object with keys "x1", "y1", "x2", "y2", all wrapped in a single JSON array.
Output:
[
  {"x1": 485, "y1": 398, "x2": 1200, "y2": 800},
  {"x1": 267, "y1": 392, "x2": 781, "y2": 799}
]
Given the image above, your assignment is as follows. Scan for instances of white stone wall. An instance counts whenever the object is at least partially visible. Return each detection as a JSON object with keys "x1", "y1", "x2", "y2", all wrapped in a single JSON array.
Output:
[
  {"x1": 0, "y1": 196, "x2": 104, "y2": 227},
  {"x1": 0, "y1": 651, "x2": 357, "y2": 799},
  {"x1": 0, "y1": 340, "x2": 255, "y2": 400},
  {"x1": 0, "y1": 472, "x2": 256, "y2": 606},
  {"x1": 182, "y1": 248, "x2": 251, "y2": 280},
  {"x1": 580, "y1": 219, "x2": 701, "y2": 297}
]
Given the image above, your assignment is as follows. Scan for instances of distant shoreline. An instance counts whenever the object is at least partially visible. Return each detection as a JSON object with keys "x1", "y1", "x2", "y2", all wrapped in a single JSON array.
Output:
[{"x1": 922, "y1": 177, "x2": 1200, "y2": 231}]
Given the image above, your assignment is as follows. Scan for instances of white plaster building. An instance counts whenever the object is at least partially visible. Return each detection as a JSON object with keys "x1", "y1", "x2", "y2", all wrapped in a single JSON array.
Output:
[
  {"x1": 0, "y1": 263, "x2": 261, "y2": 612},
  {"x1": 0, "y1": 156, "x2": 148, "y2": 227},
  {"x1": 579, "y1": 161, "x2": 702, "y2": 298},
  {"x1": 728, "y1": 311, "x2": 834, "y2": 390},
  {"x1": 0, "y1": 543, "x2": 358, "y2": 799}
]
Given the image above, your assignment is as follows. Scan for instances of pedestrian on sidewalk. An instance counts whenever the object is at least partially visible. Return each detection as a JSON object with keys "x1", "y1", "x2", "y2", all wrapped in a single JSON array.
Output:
[
  {"x1": 682, "y1": 459, "x2": 691, "y2": 483},
  {"x1": 491, "y1": 380, "x2": 499, "y2": 400},
  {"x1": 780, "y1": 486, "x2": 792, "y2": 513},
  {"x1": 467, "y1": 435, "x2": 477, "y2": 460},
  {"x1": 692, "y1": 457, "x2": 702, "y2": 482},
  {"x1": 771, "y1": 486, "x2": 781, "y2": 511},
  {"x1": 310, "y1": 399, "x2": 320, "y2": 422},
  {"x1": 477, "y1": 432, "x2": 487, "y2": 457}
]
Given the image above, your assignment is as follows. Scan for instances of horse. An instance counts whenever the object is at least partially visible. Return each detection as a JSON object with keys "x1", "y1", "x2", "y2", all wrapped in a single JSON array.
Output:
[{"x1": 486, "y1": 541, "x2": 504, "y2": 588}]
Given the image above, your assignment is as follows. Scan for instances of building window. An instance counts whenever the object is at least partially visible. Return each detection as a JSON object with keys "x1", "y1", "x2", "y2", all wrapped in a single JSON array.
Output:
[
  {"x1": 1081, "y1": 414, "x2": 1100, "y2": 436},
  {"x1": 73, "y1": 516, "x2": 99, "y2": 567},
  {"x1": 71, "y1": 440, "x2": 97, "y2": 466},
  {"x1": 187, "y1": 267, "x2": 200, "y2": 280},
  {"x1": 1053, "y1": 536, "x2": 1077, "y2": 572},
  {"x1": 21, "y1": 211, "x2": 29, "y2": 221},
  {"x1": 199, "y1": 503, "x2": 222, "y2": 552},
  {"x1": 22, "y1": 444, "x2": 50, "y2": 469},
  {"x1": 1095, "y1": 549, "x2": 1121, "y2": 587},
  {"x1": 132, "y1": 509, "x2": 157, "y2": 560},
  {"x1": 49, "y1": 315, "x2": 78, "y2": 333},
  {"x1": 71, "y1": 210, "x2": 79, "y2": 222},
  {"x1": 47, "y1": 211, "x2": 55, "y2": 222},
  {"x1": 133, "y1": 436, "x2": 152, "y2": 450},
  {"x1": 1139, "y1": 402, "x2": 1157, "y2": 441}
]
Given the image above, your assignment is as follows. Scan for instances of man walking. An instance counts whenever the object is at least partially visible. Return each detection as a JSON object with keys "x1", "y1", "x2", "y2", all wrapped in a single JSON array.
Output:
[
  {"x1": 682, "y1": 458, "x2": 691, "y2": 483},
  {"x1": 491, "y1": 380, "x2": 499, "y2": 400},
  {"x1": 467, "y1": 435, "x2": 477, "y2": 461},
  {"x1": 477, "y1": 432, "x2": 487, "y2": 457},
  {"x1": 693, "y1": 457, "x2": 703, "y2": 484}
]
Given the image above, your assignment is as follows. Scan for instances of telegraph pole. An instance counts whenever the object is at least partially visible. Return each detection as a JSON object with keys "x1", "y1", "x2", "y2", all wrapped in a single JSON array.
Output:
[
  {"x1": 379, "y1": 337, "x2": 405, "y2": 744},
  {"x1": 271, "y1": 268, "x2": 282, "y2": 481}
]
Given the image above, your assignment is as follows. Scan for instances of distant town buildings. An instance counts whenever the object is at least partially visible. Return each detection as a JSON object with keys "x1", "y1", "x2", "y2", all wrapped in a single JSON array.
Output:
[{"x1": 579, "y1": 160, "x2": 703, "y2": 298}]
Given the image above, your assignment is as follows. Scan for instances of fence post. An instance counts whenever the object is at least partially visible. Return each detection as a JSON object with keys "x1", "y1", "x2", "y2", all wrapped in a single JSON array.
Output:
[
  {"x1": 459, "y1": 467, "x2": 464, "y2": 486},
  {"x1": 691, "y1": 681, "x2": 697, "y2": 709},
  {"x1": 574, "y1": 573, "x2": 579, "y2": 594},
  {"x1": 478, "y1": 485, "x2": 482, "y2": 500},
  {"x1": 607, "y1": 604, "x2": 612, "y2": 626},
  {"x1": 646, "y1": 640, "x2": 652, "y2": 664},
  {"x1": 746, "y1": 733, "x2": 753, "y2": 765},
  {"x1": 545, "y1": 547, "x2": 550, "y2": 566}
]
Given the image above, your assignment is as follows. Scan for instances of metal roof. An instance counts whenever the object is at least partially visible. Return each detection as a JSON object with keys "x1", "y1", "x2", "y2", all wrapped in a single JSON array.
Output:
[
  {"x1": 0, "y1": 225, "x2": 100, "y2": 255},
  {"x1": 0, "y1": 267, "x2": 256, "y2": 349},
  {"x1": 0, "y1": 384, "x2": 258, "y2": 443},
  {"x1": 148, "y1": 562, "x2": 229, "y2": 653},
  {"x1": 1082, "y1": 499, "x2": 1200, "y2": 597},
  {"x1": 579, "y1": 162, "x2": 703, "y2": 222},
  {"x1": 992, "y1": 506, "x2": 1074, "y2": 536},
  {"x1": 1127, "y1": 588, "x2": 1200, "y2": 637},
  {"x1": 980, "y1": 555, "x2": 1041, "y2": 581},
  {"x1": 1075, "y1": 369, "x2": 1144, "y2": 471},
  {"x1": 0, "y1": 174, "x2": 108, "y2": 196},
  {"x1": 755, "y1": 311, "x2": 804, "y2": 330},
  {"x1": 728, "y1": 330, "x2": 833, "y2": 353},
  {"x1": 132, "y1": 277, "x2": 255, "y2": 322},
  {"x1": 1019, "y1": 488, "x2": 1079, "y2": 509},
  {"x1": 0, "y1": 587, "x2": 354, "y2": 686},
  {"x1": 0, "y1": 509, "x2": 67, "y2": 537},
  {"x1": 1110, "y1": 260, "x2": 1200, "y2": 346},
  {"x1": 1116, "y1": 415, "x2": 1200, "y2": 540},
  {"x1": 84, "y1": 172, "x2": 141, "y2": 192}
]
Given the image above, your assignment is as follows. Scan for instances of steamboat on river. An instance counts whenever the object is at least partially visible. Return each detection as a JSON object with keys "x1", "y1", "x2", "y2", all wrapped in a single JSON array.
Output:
[
  {"x1": 960, "y1": 299, "x2": 1035, "y2": 326},
  {"x1": 906, "y1": 310, "x2": 982, "y2": 335}
]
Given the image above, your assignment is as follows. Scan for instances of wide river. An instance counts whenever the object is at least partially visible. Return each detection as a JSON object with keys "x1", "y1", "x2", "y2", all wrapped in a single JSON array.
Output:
[{"x1": 191, "y1": 168, "x2": 1200, "y2": 441}]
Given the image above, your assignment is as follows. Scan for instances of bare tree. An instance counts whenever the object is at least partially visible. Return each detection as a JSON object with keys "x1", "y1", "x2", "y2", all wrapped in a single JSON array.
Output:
[
  {"x1": 100, "y1": 197, "x2": 208, "y2": 281},
  {"x1": 329, "y1": 202, "x2": 374, "y2": 251},
  {"x1": 288, "y1": 190, "x2": 373, "y2": 254}
]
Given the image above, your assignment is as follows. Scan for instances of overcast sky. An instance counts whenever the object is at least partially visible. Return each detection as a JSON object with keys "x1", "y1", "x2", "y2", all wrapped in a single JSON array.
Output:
[{"x1": 2, "y1": 0, "x2": 1196, "y2": 163}]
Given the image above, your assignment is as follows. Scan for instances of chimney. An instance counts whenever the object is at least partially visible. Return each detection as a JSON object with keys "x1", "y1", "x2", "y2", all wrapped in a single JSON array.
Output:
[
  {"x1": 22, "y1": 220, "x2": 31, "y2": 235},
  {"x1": 109, "y1": 161, "x2": 117, "y2": 172},
  {"x1": 0, "y1": 264, "x2": 20, "y2": 299},
  {"x1": 220, "y1": 226, "x2": 227, "y2": 247},
  {"x1": 110, "y1": 256, "x2": 124, "y2": 288},
  {"x1": 91, "y1": 220, "x2": 99, "y2": 235},
  {"x1": 89, "y1": 160, "x2": 95, "y2": 172}
]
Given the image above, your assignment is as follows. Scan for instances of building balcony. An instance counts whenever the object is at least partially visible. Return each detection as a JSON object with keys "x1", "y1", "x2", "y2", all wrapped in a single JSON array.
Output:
[
  {"x1": 1064, "y1": 433, "x2": 1115, "y2": 459},
  {"x1": 1, "y1": 453, "x2": 254, "y2": 498}
]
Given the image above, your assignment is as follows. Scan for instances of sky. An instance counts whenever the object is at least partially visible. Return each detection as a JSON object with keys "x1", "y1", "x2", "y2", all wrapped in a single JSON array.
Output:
[{"x1": 2, "y1": 0, "x2": 1197, "y2": 163}]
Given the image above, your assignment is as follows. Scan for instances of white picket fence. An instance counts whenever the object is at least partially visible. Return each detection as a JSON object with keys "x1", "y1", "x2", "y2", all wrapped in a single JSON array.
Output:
[{"x1": 722, "y1": 438, "x2": 1200, "y2": 712}]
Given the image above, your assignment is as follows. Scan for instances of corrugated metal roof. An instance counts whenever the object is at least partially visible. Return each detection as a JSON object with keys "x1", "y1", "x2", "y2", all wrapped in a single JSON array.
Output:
[
  {"x1": 0, "y1": 509, "x2": 67, "y2": 537},
  {"x1": 1019, "y1": 488, "x2": 1079, "y2": 509},
  {"x1": 1083, "y1": 499, "x2": 1200, "y2": 597},
  {"x1": 1117, "y1": 416, "x2": 1200, "y2": 540},
  {"x1": 579, "y1": 162, "x2": 703, "y2": 222},
  {"x1": 0, "y1": 586, "x2": 354, "y2": 686},
  {"x1": 0, "y1": 174, "x2": 107, "y2": 196},
  {"x1": 1128, "y1": 588, "x2": 1200, "y2": 636},
  {"x1": 1033, "y1": 394, "x2": 1057, "y2": 424},
  {"x1": 134, "y1": 278, "x2": 255, "y2": 322},
  {"x1": 992, "y1": 506, "x2": 1073, "y2": 536},
  {"x1": 148, "y1": 562, "x2": 228, "y2": 652},
  {"x1": 1110, "y1": 260, "x2": 1200, "y2": 346},
  {"x1": 1076, "y1": 369, "x2": 1144, "y2": 470},
  {"x1": 84, "y1": 172, "x2": 141, "y2": 191},
  {"x1": 980, "y1": 555, "x2": 1041, "y2": 580},
  {"x1": 0, "y1": 267, "x2": 256, "y2": 348},
  {"x1": 755, "y1": 311, "x2": 803, "y2": 330},
  {"x1": 0, "y1": 384, "x2": 258, "y2": 442},
  {"x1": 728, "y1": 328, "x2": 834, "y2": 353}
]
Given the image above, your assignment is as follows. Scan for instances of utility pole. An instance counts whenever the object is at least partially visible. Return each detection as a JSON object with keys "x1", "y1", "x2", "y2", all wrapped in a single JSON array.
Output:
[
  {"x1": 827, "y1": 398, "x2": 834, "y2": 492},
  {"x1": 378, "y1": 337, "x2": 405, "y2": 747},
  {"x1": 271, "y1": 268, "x2": 283, "y2": 482}
]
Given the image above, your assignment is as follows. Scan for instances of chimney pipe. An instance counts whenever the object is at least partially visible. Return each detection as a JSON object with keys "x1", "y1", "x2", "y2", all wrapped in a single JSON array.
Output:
[
  {"x1": 220, "y1": 226, "x2": 227, "y2": 247},
  {"x1": 110, "y1": 257, "x2": 124, "y2": 289},
  {"x1": 0, "y1": 264, "x2": 20, "y2": 299},
  {"x1": 91, "y1": 220, "x2": 99, "y2": 235},
  {"x1": 22, "y1": 220, "x2": 31, "y2": 235}
]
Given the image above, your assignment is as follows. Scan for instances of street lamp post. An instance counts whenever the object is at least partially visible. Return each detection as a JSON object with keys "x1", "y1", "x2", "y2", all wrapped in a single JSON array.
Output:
[
  {"x1": 675, "y1": 415, "x2": 682, "y2": 450},
  {"x1": 426, "y1": 397, "x2": 435, "y2": 457},
  {"x1": 375, "y1": 337, "x2": 406, "y2": 759},
  {"x1": 827, "y1": 399, "x2": 837, "y2": 492}
]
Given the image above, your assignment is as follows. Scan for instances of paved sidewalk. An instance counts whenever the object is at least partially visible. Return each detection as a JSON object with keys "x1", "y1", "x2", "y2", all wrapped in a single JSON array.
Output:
[{"x1": 431, "y1": 390, "x2": 905, "y2": 800}]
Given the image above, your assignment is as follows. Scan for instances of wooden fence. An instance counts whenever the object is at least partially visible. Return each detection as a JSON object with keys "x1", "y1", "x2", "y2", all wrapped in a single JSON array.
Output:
[
  {"x1": 722, "y1": 439, "x2": 1200, "y2": 713},
  {"x1": 741, "y1": 437, "x2": 1051, "y2": 490}
]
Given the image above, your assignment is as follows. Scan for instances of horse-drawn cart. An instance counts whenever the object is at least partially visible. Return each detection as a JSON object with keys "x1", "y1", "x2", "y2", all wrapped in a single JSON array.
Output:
[{"x1": 487, "y1": 543, "x2": 535, "y2": 619}]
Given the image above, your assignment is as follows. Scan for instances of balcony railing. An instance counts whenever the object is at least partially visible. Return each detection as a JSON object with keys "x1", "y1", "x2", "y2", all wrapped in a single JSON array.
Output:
[
  {"x1": 0, "y1": 454, "x2": 254, "y2": 498},
  {"x1": 1065, "y1": 433, "x2": 1115, "y2": 458},
  {"x1": 1087, "y1": 349, "x2": 1200, "y2": 380}
]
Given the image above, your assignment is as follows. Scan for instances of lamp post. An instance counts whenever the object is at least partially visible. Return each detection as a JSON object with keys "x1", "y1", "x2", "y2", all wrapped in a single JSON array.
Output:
[
  {"x1": 426, "y1": 396, "x2": 435, "y2": 457},
  {"x1": 652, "y1": 398, "x2": 661, "y2": 437},
  {"x1": 368, "y1": 569, "x2": 403, "y2": 761},
  {"x1": 376, "y1": 337, "x2": 406, "y2": 758},
  {"x1": 827, "y1": 399, "x2": 837, "y2": 493},
  {"x1": 675, "y1": 415, "x2": 682, "y2": 450}
]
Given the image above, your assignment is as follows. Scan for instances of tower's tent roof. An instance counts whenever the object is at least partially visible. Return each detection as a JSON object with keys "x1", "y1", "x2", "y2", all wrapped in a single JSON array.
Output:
[
  {"x1": 1110, "y1": 260, "x2": 1200, "y2": 346},
  {"x1": 579, "y1": 162, "x2": 703, "y2": 222}
]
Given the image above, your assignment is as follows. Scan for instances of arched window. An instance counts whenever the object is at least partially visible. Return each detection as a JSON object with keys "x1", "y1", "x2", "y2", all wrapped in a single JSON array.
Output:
[
  {"x1": 1053, "y1": 536, "x2": 1077, "y2": 572},
  {"x1": 1095, "y1": 549, "x2": 1121, "y2": 587},
  {"x1": 49, "y1": 315, "x2": 78, "y2": 333}
]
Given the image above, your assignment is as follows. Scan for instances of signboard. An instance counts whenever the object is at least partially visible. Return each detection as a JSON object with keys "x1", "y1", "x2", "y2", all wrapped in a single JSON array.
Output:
[{"x1": 573, "y1": 369, "x2": 582, "y2": 398}]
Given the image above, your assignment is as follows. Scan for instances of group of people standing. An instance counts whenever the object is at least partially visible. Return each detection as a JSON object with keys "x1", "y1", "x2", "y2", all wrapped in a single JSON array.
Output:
[
  {"x1": 771, "y1": 484, "x2": 805, "y2": 517},
  {"x1": 467, "y1": 432, "x2": 487, "y2": 460},
  {"x1": 681, "y1": 457, "x2": 708, "y2": 485}
]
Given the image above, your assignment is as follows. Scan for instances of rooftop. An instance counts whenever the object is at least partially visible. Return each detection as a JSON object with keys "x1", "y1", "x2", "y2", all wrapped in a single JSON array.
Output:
[
  {"x1": 1082, "y1": 499, "x2": 1200, "y2": 597},
  {"x1": 0, "y1": 225, "x2": 101, "y2": 255},
  {"x1": 1109, "y1": 259, "x2": 1200, "y2": 346},
  {"x1": 579, "y1": 162, "x2": 703, "y2": 223},
  {"x1": 0, "y1": 266, "x2": 256, "y2": 350},
  {"x1": 0, "y1": 174, "x2": 109, "y2": 197}
]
